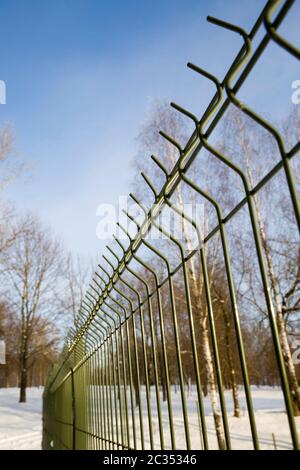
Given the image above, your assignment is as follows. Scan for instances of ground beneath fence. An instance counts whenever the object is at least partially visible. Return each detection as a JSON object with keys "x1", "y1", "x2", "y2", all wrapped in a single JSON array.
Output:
[
  {"x1": 0, "y1": 387, "x2": 43, "y2": 450},
  {"x1": 87, "y1": 386, "x2": 300, "y2": 450},
  {"x1": 0, "y1": 387, "x2": 299, "y2": 450}
]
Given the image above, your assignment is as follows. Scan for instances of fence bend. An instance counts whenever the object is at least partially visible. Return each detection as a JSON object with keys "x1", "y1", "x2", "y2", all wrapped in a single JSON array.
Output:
[{"x1": 43, "y1": 0, "x2": 300, "y2": 451}]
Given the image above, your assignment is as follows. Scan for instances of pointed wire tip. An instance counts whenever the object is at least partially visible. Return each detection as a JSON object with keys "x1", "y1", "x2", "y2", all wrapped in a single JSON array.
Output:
[
  {"x1": 187, "y1": 61, "x2": 198, "y2": 71},
  {"x1": 141, "y1": 172, "x2": 150, "y2": 185},
  {"x1": 129, "y1": 192, "x2": 138, "y2": 203},
  {"x1": 207, "y1": 15, "x2": 218, "y2": 24},
  {"x1": 170, "y1": 102, "x2": 190, "y2": 117},
  {"x1": 206, "y1": 14, "x2": 248, "y2": 37},
  {"x1": 170, "y1": 101, "x2": 183, "y2": 114}
]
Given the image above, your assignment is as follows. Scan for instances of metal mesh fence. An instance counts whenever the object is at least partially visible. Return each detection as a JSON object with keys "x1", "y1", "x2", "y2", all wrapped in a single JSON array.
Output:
[{"x1": 42, "y1": 0, "x2": 300, "y2": 450}]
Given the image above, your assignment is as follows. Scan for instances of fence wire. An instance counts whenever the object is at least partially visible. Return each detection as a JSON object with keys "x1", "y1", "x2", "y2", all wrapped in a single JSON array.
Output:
[{"x1": 43, "y1": 0, "x2": 300, "y2": 451}]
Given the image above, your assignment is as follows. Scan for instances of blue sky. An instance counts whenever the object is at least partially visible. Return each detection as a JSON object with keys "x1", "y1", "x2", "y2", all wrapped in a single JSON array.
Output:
[{"x1": 0, "y1": 0, "x2": 299, "y2": 258}]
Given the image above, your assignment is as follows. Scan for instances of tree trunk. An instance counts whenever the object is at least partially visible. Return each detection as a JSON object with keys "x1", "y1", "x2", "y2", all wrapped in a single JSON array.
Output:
[
  {"x1": 133, "y1": 366, "x2": 140, "y2": 408},
  {"x1": 176, "y1": 180, "x2": 226, "y2": 448},
  {"x1": 159, "y1": 349, "x2": 167, "y2": 402},
  {"x1": 19, "y1": 354, "x2": 27, "y2": 403},
  {"x1": 223, "y1": 310, "x2": 240, "y2": 417},
  {"x1": 255, "y1": 195, "x2": 300, "y2": 416},
  {"x1": 187, "y1": 249, "x2": 226, "y2": 446},
  {"x1": 201, "y1": 317, "x2": 226, "y2": 450},
  {"x1": 19, "y1": 325, "x2": 28, "y2": 403},
  {"x1": 246, "y1": 151, "x2": 300, "y2": 416},
  {"x1": 276, "y1": 309, "x2": 300, "y2": 415}
]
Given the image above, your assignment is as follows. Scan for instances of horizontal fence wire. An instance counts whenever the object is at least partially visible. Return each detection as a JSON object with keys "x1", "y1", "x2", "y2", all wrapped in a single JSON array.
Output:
[{"x1": 43, "y1": 0, "x2": 300, "y2": 451}]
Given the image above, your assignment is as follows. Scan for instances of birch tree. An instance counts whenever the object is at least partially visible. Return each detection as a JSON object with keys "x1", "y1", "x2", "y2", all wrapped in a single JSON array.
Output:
[
  {"x1": 216, "y1": 107, "x2": 300, "y2": 415},
  {"x1": 131, "y1": 99, "x2": 228, "y2": 449}
]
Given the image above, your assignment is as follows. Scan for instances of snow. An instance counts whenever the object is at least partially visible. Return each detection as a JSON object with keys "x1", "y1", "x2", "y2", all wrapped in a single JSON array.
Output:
[
  {"x1": 0, "y1": 387, "x2": 43, "y2": 450},
  {"x1": 0, "y1": 386, "x2": 299, "y2": 450},
  {"x1": 160, "y1": 386, "x2": 300, "y2": 449},
  {"x1": 89, "y1": 386, "x2": 300, "y2": 450}
]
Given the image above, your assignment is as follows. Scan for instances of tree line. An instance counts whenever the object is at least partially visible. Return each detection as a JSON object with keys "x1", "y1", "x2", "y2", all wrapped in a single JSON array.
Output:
[
  {"x1": 0, "y1": 128, "x2": 90, "y2": 401},
  {"x1": 1, "y1": 98, "x2": 299, "y2": 453}
]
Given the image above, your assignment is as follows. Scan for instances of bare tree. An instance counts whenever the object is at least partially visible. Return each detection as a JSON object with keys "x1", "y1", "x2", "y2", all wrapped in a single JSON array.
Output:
[
  {"x1": 61, "y1": 254, "x2": 90, "y2": 330},
  {"x1": 131, "y1": 99, "x2": 227, "y2": 449},
  {"x1": 1, "y1": 214, "x2": 63, "y2": 402},
  {"x1": 0, "y1": 125, "x2": 26, "y2": 256},
  {"x1": 0, "y1": 123, "x2": 27, "y2": 192},
  {"x1": 216, "y1": 107, "x2": 300, "y2": 415}
]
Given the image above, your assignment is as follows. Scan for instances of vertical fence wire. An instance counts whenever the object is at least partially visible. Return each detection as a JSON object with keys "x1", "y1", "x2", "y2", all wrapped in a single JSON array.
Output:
[{"x1": 42, "y1": 0, "x2": 300, "y2": 451}]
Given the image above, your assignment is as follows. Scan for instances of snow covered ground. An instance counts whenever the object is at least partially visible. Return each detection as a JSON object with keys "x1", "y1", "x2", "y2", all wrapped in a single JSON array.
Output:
[
  {"x1": 0, "y1": 387, "x2": 43, "y2": 450},
  {"x1": 0, "y1": 386, "x2": 299, "y2": 450},
  {"x1": 89, "y1": 385, "x2": 300, "y2": 450}
]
